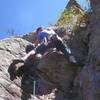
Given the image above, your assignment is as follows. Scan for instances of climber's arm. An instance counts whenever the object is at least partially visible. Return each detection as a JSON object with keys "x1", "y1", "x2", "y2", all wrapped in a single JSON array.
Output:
[
  {"x1": 34, "y1": 39, "x2": 42, "y2": 47},
  {"x1": 33, "y1": 32, "x2": 44, "y2": 47}
]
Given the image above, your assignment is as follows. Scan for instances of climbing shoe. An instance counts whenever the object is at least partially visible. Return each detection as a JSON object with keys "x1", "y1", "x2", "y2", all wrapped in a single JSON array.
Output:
[
  {"x1": 70, "y1": 62, "x2": 85, "y2": 67},
  {"x1": 12, "y1": 58, "x2": 26, "y2": 64}
]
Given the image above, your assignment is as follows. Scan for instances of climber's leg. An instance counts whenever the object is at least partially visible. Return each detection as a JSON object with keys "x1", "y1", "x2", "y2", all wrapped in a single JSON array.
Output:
[
  {"x1": 13, "y1": 43, "x2": 51, "y2": 65},
  {"x1": 12, "y1": 50, "x2": 36, "y2": 64},
  {"x1": 53, "y1": 39, "x2": 77, "y2": 64},
  {"x1": 22, "y1": 50, "x2": 36, "y2": 60}
]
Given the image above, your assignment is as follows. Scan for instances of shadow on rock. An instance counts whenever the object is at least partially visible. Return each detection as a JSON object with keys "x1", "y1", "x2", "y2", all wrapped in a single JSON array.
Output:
[
  {"x1": 8, "y1": 57, "x2": 39, "y2": 100},
  {"x1": 8, "y1": 51, "x2": 82, "y2": 100},
  {"x1": 8, "y1": 56, "x2": 57, "y2": 100}
]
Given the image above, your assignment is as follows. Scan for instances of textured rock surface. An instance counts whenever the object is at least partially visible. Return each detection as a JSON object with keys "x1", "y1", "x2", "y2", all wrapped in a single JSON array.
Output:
[
  {"x1": 0, "y1": 37, "x2": 30, "y2": 100},
  {"x1": 0, "y1": 0, "x2": 100, "y2": 100},
  {"x1": 0, "y1": 21, "x2": 88, "y2": 100},
  {"x1": 0, "y1": 37, "x2": 79, "y2": 100},
  {"x1": 37, "y1": 51, "x2": 79, "y2": 100},
  {"x1": 22, "y1": 31, "x2": 37, "y2": 43},
  {"x1": 0, "y1": 35, "x2": 84, "y2": 100},
  {"x1": 78, "y1": 0, "x2": 100, "y2": 100},
  {"x1": 67, "y1": 0, "x2": 100, "y2": 100},
  {"x1": 0, "y1": 9, "x2": 87, "y2": 100}
]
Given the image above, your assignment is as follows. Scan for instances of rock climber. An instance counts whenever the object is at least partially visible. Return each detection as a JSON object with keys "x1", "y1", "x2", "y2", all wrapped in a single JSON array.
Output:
[{"x1": 13, "y1": 27, "x2": 78, "y2": 65}]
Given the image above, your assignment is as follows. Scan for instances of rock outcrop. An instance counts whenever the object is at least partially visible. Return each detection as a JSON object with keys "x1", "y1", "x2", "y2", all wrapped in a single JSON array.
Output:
[
  {"x1": 66, "y1": 0, "x2": 84, "y2": 11},
  {"x1": 78, "y1": 0, "x2": 100, "y2": 100},
  {"x1": 0, "y1": 0, "x2": 100, "y2": 100},
  {"x1": 0, "y1": 4, "x2": 87, "y2": 100},
  {"x1": 0, "y1": 37, "x2": 81, "y2": 100},
  {"x1": 0, "y1": 24, "x2": 87, "y2": 100},
  {"x1": 0, "y1": 37, "x2": 30, "y2": 100}
]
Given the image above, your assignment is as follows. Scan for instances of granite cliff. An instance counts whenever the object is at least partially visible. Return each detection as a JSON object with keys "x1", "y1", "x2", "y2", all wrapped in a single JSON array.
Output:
[{"x1": 0, "y1": 0, "x2": 100, "y2": 100}]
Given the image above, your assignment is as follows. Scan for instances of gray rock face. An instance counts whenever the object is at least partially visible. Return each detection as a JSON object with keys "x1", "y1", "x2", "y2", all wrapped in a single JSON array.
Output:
[
  {"x1": 0, "y1": 0, "x2": 100, "y2": 100},
  {"x1": 22, "y1": 31, "x2": 37, "y2": 43},
  {"x1": 78, "y1": 0, "x2": 100, "y2": 100},
  {"x1": 0, "y1": 36, "x2": 84, "y2": 100},
  {"x1": 0, "y1": 25, "x2": 88, "y2": 100},
  {"x1": 0, "y1": 37, "x2": 74, "y2": 100},
  {"x1": 0, "y1": 37, "x2": 30, "y2": 100},
  {"x1": 37, "y1": 51, "x2": 79, "y2": 100}
]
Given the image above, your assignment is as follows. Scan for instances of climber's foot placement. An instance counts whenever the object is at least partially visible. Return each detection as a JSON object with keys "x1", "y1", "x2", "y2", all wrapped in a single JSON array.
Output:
[
  {"x1": 12, "y1": 58, "x2": 25, "y2": 64},
  {"x1": 69, "y1": 56, "x2": 84, "y2": 67}
]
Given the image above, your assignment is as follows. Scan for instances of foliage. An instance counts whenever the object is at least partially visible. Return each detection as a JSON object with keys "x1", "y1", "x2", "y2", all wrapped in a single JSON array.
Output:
[
  {"x1": 85, "y1": 0, "x2": 89, "y2": 3},
  {"x1": 56, "y1": 5, "x2": 92, "y2": 30},
  {"x1": 57, "y1": 8, "x2": 74, "y2": 26},
  {"x1": 76, "y1": 12, "x2": 92, "y2": 25},
  {"x1": 56, "y1": 7, "x2": 84, "y2": 26}
]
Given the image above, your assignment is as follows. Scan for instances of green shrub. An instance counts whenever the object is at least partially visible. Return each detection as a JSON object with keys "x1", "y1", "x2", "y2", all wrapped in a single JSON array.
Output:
[
  {"x1": 56, "y1": 8, "x2": 77, "y2": 26},
  {"x1": 57, "y1": 6, "x2": 92, "y2": 30}
]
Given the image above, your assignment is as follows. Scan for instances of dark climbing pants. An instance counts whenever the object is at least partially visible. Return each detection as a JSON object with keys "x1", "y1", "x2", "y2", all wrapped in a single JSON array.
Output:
[
  {"x1": 35, "y1": 38, "x2": 72, "y2": 58},
  {"x1": 26, "y1": 38, "x2": 72, "y2": 58}
]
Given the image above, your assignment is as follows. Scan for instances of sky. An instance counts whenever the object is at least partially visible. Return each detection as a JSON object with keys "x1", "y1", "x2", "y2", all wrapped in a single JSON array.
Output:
[{"x1": 0, "y1": 0, "x2": 89, "y2": 39}]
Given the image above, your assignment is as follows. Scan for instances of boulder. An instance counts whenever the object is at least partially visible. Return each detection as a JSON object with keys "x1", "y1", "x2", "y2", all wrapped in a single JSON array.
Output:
[{"x1": 0, "y1": 36, "x2": 82, "y2": 100}]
